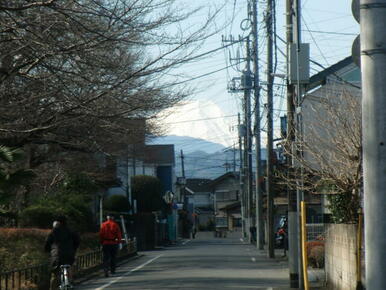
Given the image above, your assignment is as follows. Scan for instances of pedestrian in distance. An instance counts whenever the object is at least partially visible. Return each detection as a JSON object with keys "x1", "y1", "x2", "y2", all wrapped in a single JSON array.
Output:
[
  {"x1": 44, "y1": 215, "x2": 80, "y2": 290},
  {"x1": 281, "y1": 219, "x2": 288, "y2": 257},
  {"x1": 99, "y1": 214, "x2": 122, "y2": 277},
  {"x1": 192, "y1": 225, "x2": 197, "y2": 239}
]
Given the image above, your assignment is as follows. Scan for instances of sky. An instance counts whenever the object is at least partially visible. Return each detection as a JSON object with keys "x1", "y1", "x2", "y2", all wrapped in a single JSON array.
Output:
[{"x1": 152, "y1": 0, "x2": 359, "y2": 153}]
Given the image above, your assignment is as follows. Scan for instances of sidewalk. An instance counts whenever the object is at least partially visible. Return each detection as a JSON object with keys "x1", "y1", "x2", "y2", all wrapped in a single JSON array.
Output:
[{"x1": 235, "y1": 231, "x2": 327, "y2": 290}]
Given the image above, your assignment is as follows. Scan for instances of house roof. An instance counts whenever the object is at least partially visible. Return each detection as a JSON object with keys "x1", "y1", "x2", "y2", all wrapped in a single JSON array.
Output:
[
  {"x1": 208, "y1": 172, "x2": 239, "y2": 187},
  {"x1": 219, "y1": 201, "x2": 241, "y2": 211},
  {"x1": 305, "y1": 56, "x2": 356, "y2": 92},
  {"x1": 185, "y1": 178, "x2": 212, "y2": 193}
]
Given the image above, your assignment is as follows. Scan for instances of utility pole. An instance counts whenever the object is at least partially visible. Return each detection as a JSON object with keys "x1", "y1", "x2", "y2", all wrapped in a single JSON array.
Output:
[
  {"x1": 227, "y1": 33, "x2": 251, "y2": 239},
  {"x1": 180, "y1": 149, "x2": 185, "y2": 178},
  {"x1": 225, "y1": 22, "x2": 253, "y2": 243},
  {"x1": 292, "y1": 0, "x2": 309, "y2": 287},
  {"x1": 131, "y1": 145, "x2": 137, "y2": 214},
  {"x1": 266, "y1": 0, "x2": 275, "y2": 259},
  {"x1": 251, "y1": 0, "x2": 264, "y2": 250},
  {"x1": 359, "y1": 0, "x2": 386, "y2": 289},
  {"x1": 180, "y1": 150, "x2": 186, "y2": 205},
  {"x1": 238, "y1": 113, "x2": 246, "y2": 238},
  {"x1": 233, "y1": 143, "x2": 237, "y2": 173},
  {"x1": 294, "y1": 1, "x2": 303, "y2": 286},
  {"x1": 286, "y1": 0, "x2": 299, "y2": 287},
  {"x1": 243, "y1": 36, "x2": 253, "y2": 243}
]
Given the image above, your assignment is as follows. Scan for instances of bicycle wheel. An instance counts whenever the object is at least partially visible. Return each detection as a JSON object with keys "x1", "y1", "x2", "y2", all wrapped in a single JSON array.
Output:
[
  {"x1": 59, "y1": 271, "x2": 65, "y2": 290},
  {"x1": 60, "y1": 265, "x2": 72, "y2": 290}
]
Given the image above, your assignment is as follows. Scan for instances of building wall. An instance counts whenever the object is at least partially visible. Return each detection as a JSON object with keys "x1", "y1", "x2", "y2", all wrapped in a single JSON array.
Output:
[
  {"x1": 194, "y1": 192, "x2": 212, "y2": 207},
  {"x1": 325, "y1": 224, "x2": 359, "y2": 290},
  {"x1": 214, "y1": 177, "x2": 239, "y2": 192},
  {"x1": 213, "y1": 178, "x2": 239, "y2": 209},
  {"x1": 157, "y1": 165, "x2": 173, "y2": 193}
]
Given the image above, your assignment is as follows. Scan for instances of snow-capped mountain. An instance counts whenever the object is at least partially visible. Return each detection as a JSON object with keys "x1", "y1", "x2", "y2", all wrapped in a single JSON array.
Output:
[
  {"x1": 150, "y1": 100, "x2": 271, "y2": 178},
  {"x1": 158, "y1": 100, "x2": 238, "y2": 149}
]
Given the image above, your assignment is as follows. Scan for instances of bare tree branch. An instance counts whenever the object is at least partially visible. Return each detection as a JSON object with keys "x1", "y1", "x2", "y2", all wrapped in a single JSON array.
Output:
[{"x1": 281, "y1": 83, "x2": 362, "y2": 222}]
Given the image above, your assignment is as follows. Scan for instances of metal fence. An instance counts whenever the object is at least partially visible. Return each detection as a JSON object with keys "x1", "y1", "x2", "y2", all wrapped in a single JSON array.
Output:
[
  {"x1": 306, "y1": 223, "x2": 325, "y2": 241},
  {"x1": 0, "y1": 239, "x2": 137, "y2": 290},
  {"x1": 0, "y1": 263, "x2": 48, "y2": 290}
]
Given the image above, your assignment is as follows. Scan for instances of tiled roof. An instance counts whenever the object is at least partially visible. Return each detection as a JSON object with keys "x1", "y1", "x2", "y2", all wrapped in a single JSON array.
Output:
[
  {"x1": 185, "y1": 178, "x2": 212, "y2": 193},
  {"x1": 306, "y1": 56, "x2": 354, "y2": 92}
]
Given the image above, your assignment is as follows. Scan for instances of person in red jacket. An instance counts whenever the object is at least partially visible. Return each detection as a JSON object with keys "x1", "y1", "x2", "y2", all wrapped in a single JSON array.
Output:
[{"x1": 99, "y1": 214, "x2": 122, "y2": 277}]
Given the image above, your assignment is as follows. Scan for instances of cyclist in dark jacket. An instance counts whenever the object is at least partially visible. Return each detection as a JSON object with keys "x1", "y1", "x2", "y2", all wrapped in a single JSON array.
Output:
[{"x1": 45, "y1": 215, "x2": 80, "y2": 290}]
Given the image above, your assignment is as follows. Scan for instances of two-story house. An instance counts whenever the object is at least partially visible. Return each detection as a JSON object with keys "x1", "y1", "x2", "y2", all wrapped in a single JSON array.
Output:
[
  {"x1": 185, "y1": 178, "x2": 213, "y2": 229},
  {"x1": 209, "y1": 172, "x2": 241, "y2": 231}
]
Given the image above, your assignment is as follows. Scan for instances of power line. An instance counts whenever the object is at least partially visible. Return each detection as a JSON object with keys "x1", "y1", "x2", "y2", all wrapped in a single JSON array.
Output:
[
  {"x1": 302, "y1": 15, "x2": 330, "y2": 66},
  {"x1": 164, "y1": 114, "x2": 238, "y2": 124},
  {"x1": 302, "y1": 29, "x2": 356, "y2": 36},
  {"x1": 184, "y1": 37, "x2": 247, "y2": 63},
  {"x1": 170, "y1": 62, "x2": 243, "y2": 86}
]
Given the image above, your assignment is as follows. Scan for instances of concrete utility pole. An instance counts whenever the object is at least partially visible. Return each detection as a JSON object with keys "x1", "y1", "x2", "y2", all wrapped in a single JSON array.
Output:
[
  {"x1": 293, "y1": 0, "x2": 305, "y2": 287},
  {"x1": 180, "y1": 150, "x2": 186, "y2": 205},
  {"x1": 266, "y1": 0, "x2": 275, "y2": 259},
  {"x1": 359, "y1": 0, "x2": 386, "y2": 289},
  {"x1": 238, "y1": 113, "x2": 246, "y2": 238},
  {"x1": 180, "y1": 149, "x2": 185, "y2": 178},
  {"x1": 233, "y1": 144, "x2": 236, "y2": 173},
  {"x1": 225, "y1": 13, "x2": 255, "y2": 242},
  {"x1": 252, "y1": 0, "x2": 264, "y2": 250},
  {"x1": 227, "y1": 34, "x2": 251, "y2": 239},
  {"x1": 243, "y1": 36, "x2": 253, "y2": 242},
  {"x1": 286, "y1": 0, "x2": 299, "y2": 287}
]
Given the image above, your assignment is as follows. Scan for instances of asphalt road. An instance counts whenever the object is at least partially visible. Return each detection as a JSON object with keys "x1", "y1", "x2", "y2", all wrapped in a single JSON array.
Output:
[{"x1": 76, "y1": 231, "x2": 290, "y2": 290}]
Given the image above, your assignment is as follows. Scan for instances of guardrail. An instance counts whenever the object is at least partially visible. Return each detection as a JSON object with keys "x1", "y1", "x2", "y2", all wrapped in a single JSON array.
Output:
[{"x1": 0, "y1": 239, "x2": 137, "y2": 290}]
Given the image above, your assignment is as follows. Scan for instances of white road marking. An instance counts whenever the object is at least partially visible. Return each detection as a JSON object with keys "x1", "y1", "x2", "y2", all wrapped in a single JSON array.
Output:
[
  {"x1": 95, "y1": 255, "x2": 163, "y2": 290},
  {"x1": 182, "y1": 239, "x2": 191, "y2": 245}
]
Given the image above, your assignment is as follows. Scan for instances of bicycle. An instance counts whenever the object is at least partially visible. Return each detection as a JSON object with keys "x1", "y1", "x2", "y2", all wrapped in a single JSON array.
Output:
[{"x1": 59, "y1": 264, "x2": 73, "y2": 290}]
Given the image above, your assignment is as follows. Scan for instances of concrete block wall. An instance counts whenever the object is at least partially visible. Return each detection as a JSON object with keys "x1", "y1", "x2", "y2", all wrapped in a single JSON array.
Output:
[{"x1": 325, "y1": 224, "x2": 357, "y2": 290}]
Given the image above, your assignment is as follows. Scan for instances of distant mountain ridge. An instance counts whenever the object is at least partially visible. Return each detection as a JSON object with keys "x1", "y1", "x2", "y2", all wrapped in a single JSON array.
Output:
[
  {"x1": 150, "y1": 135, "x2": 227, "y2": 154},
  {"x1": 151, "y1": 135, "x2": 266, "y2": 179}
]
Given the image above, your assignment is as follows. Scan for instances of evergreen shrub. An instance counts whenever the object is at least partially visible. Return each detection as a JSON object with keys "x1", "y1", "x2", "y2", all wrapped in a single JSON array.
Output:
[
  {"x1": 132, "y1": 175, "x2": 165, "y2": 212},
  {"x1": 104, "y1": 194, "x2": 130, "y2": 212}
]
